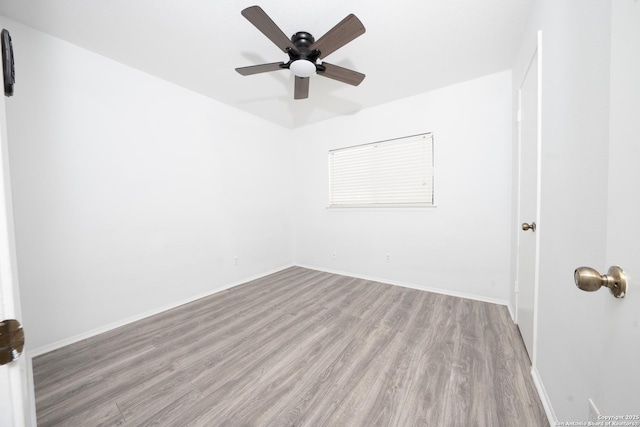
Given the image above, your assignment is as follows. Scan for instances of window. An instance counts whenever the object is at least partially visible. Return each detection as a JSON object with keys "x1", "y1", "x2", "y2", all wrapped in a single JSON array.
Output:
[{"x1": 328, "y1": 133, "x2": 434, "y2": 208}]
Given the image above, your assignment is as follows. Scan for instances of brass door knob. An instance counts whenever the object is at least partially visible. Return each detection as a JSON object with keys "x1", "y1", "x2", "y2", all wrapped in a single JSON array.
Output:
[
  {"x1": 574, "y1": 266, "x2": 627, "y2": 298},
  {"x1": 0, "y1": 319, "x2": 25, "y2": 366},
  {"x1": 522, "y1": 222, "x2": 536, "y2": 232}
]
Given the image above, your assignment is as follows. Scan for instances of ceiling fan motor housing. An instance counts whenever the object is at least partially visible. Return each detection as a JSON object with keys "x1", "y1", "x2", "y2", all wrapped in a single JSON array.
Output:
[
  {"x1": 285, "y1": 31, "x2": 323, "y2": 71},
  {"x1": 291, "y1": 31, "x2": 315, "y2": 49}
]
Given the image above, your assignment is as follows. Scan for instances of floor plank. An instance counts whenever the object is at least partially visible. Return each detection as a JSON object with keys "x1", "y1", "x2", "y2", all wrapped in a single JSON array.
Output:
[{"x1": 33, "y1": 266, "x2": 549, "y2": 426}]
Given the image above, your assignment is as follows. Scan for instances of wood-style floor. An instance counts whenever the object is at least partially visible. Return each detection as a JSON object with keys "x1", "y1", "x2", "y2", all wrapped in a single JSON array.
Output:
[{"x1": 33, "y1": 267, "x2": 549, "y2": 426}]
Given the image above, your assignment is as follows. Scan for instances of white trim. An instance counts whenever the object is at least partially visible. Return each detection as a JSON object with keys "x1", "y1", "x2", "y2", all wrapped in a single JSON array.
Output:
[
  {"x1": 531, "y1": 29, "x2": 543, "y2": 368},
  {"x1": 327, "y1": 206, "x2": 438, "y2": 212},
  {"x1": 29, "y1": 263, "x2": 295, "y2": 358},
  {"x1": 506, "y1": 301, "x2": 516, "y2": 322},
  {"x1": 531, "y1": 365, "x2": 557, "y2": 424},
  {"x1": 514, "y1": 30, "x2": 543, "y2": 367},
  {"x1": 513, "y1": 281, "x2": 519, "y2": 324},
  {"x1": 327, "y1": 205, "x2": 437, "y2": 210},
  {"x1": 295, "y1": 263, "x2": 511, "y2": 308},
  {"x1": 29, "y1": 261, "x2": 513, "y2": 358},
  {"x1": 27, "y1": 262, "x2": 549, "y2": 425},
  {"x1": 0, "y1": 44, "x2": 33, "y2": 426}
]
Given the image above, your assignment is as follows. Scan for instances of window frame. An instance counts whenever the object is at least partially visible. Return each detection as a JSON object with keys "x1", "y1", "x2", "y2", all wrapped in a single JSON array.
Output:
[{"x1": 327, "y1": 133, "x2": 435, "y2": 209}]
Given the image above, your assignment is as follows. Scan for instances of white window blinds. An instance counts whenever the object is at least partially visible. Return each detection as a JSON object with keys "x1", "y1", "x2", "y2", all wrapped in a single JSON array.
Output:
[{"x1": 329, "y1": 133, "x2": 434, "y2": 207}]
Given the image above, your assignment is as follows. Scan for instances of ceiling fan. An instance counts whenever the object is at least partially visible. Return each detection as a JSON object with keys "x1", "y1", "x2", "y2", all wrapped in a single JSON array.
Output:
[{"x1": 235, "y1": 6, "x2": 366, "y2": 100}]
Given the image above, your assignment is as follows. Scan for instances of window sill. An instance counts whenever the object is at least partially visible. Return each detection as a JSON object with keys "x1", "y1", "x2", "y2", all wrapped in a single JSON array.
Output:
[{"x1": 326, "y1": 205, "x2": 437, "y2": 212}]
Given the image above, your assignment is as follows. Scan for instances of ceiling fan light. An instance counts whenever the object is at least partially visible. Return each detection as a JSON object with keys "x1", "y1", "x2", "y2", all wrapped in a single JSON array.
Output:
[{"x1": 289, "y1": 59, "x2": 316, "y2": 78}]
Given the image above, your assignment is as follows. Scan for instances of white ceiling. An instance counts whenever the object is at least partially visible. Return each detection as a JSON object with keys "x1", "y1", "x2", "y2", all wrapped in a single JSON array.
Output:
[{"x1": 0, "y1": 0, "x2": 533, "y2": 128}]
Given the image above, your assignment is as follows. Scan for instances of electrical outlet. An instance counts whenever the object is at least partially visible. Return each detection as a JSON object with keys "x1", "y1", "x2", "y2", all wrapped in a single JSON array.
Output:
[
  {"x1": 234, "y1": 256, "x2": 239, "y2": 266},
  {"x1": 332, "y1": 251, "x2": 337, "y2": 260},
  {"x1": 385, "y1": 253, "x2": 391, "y2": 263},
  {"x1": 588, "y1": 398, "x2": 600, "y2": 422}
]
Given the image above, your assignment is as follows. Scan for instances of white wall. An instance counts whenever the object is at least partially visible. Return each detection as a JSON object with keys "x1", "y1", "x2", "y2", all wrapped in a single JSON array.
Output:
[
  {"x1": 292, "y1": 71, "x2": 514, "y2": 304},
  {"x1": 0, "y1": 17, "x2": 294, "y2": 352},
  {"x1": 512, "y1": 0, "x2": 613, "y2": 421}
]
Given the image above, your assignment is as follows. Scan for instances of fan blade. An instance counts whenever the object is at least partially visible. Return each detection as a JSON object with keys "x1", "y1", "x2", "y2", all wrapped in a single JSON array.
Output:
[
  {"x1": 309, "y1": 14, "x2": 365, "y2": 59},
  {"x1": 318, "y1": 62, "x2": 365, "y2": 86},
  {"x1": 236, "y1": 62, "x2": 285, "y2": 76},
  {"x1": 294, "y1": 76, "x2": 309, "y2": 99},
  {"x1": 241, "y1": 6, "x2": 297, "y2": 54}
]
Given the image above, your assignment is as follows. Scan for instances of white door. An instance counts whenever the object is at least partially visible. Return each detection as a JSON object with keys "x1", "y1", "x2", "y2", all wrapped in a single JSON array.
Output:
[
  {"x1": 516, "y1": 36, "x2": 541, "y2": 362},
  {"x1": 598, "y1": 0, "x2": 640, "y2": 414},
  {"x1": 0, "y1": 68, "x2": 32, "y2": 426}
]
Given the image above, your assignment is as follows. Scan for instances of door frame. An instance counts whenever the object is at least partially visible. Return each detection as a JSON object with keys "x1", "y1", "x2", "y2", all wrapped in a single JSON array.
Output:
[
  {"x1": 515, "y1": 30, "x2": 543, "y2": 367},
  {"x1": 0, "y1": 51, "x2": 35, "y2": 426}
]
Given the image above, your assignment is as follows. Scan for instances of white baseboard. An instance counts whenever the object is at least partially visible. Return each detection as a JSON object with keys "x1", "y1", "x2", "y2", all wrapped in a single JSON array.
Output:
[
  {"x1": 507, "y1": 302, "x2": 516, "y2": 322},
  {"x1": 30, "y1": 262, "x2": 511, "y2": 356},
  {"x1": 29, "y1": 263, "x2": 295, "y2": 358},
  {"x1": 531, "y1": 365, "x2": 557, "y2": 425},
  {"x1": 27, "y1": 262, "x2": 549, "y2": 426},
  {"x1": 295, "y1": 263, "x2": 511, "y2": 308}
]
